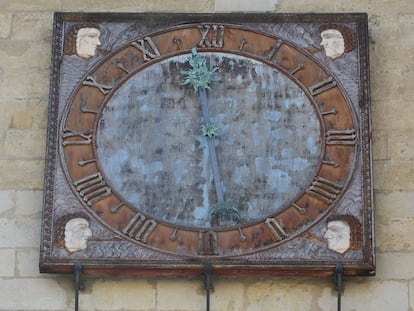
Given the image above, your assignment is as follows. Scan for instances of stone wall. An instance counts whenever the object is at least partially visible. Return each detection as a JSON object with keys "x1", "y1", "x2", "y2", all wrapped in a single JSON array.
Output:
[{"x1": 0, "y1": 0, "x2": 413, "y2": 310}]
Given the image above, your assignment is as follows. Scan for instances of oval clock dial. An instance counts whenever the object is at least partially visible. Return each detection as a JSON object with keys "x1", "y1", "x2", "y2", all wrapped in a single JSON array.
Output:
[{"x1": 96, "y1": 52, "x2": 323, "y2": 229}]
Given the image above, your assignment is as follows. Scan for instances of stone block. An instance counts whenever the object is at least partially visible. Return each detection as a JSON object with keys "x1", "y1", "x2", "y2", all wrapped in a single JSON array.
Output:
[
  {"x1": 0, "y1": 13, "x2": 12, "y2": 39},
  {"x1": 372, "y1": 99, "x2": 414, "y2": 130},
  {"x1": 401, "y1": 1, "x2": 414, "y2": 12},
  {"x1": 367, "y1": 0, "x2": 402, "y2": 17},
  {"x1": 0, "y1": 0, "x2": 60, "y2": 11},
  {"x1": 372, "y1": 130, "x2": 387, "y2": 160},
  {"x1": 399, "y1": 15, "x2": 414, "y2": 48},
  {"x1": 376, "y1": 252, "x2": 414, "y2": 279},
  {"x1": 61, "y1": 0, "x2": 214, "y2": 12},
  {"x1": 79, "y1": 279, "x2": 155, "y2": 310},
  {"x1": 341, "y1": 1, "x2": 370, "y2": 12},
  {"x1": 318, "y1": 280, "x2": 408, "y2": 311},
  {"x1": 370, "y1": 70, "x2": 403, "y2": 104},
  {"x1": 400, "y1": 70, "x2": 414, "y2": 101},
  {"x1": 0, "y1": 101, "x2": 15, "y2": 129},
  {"x1": 215, "y1": 0, "x2": 276, "y2": 12},
  {"x1": 0, "y1": 99, "x2": 48, "y2": 130},
  {"x1": 387, "y1": 130, "x2": 414, "y2": 160},
  {"x1": 4, "y1": 130, "x2": 44, "y2": 157},
  {"x1": 0, "y1": 40, "x2": 51, "y2": 70},
  {"x1": 0, "y1": 190, "x2": 15, "y2": 215},
  {"x1": 374, "y1": 160, "x2": 414, "y2": 191},
  {"x1": 16, "y1": 190, "x2": 42, "y2": 216},
  {"x1": 10, "y1": 110, "x2": 33, "y2": 129},
  {"x1": 375, "y1": 190, "x2": 414, "y2": 218},
  {"x1": 157, "y1": 279, "x2": 204, "y2": 310},
  {"x1": 0, "y1": 101, "x2": 22, "y2": 129},
  {"x1": 30, "y1": 99, "x2": 49, "y2": 130},
  {"x1": 16, "y1": 248, "x2": 40, "y2": 277},
  {"x1": 276, "y1": 1, "x2": 341, "y2": 12},
  {"x1": 370, "y1": 42, "x2": 411, "y2": 72},
  {"x1": 0, "y1": 249, "x2": 15, "y2": 276},
  {"x1": 0, "y1": 159, "x2": 44, "y2": 189},
  {"x1": 376, "y1": 215, "x2": 414, "y2": 252},
  {"x1": 0, "y1": 67, "x2": 50, "y2": 99},
  {"x1": 0, "y1": 67, "x2": 3, "y2": 90},
  {"x1": 0, "y1": 130, "x2": 4, "y2": 156},
  {"x1": 0, "y1": 216, "x2": 41, "y2": 248},
  {"x1": 245, "y1": 279, "x2": 315, "y2": 311},
  {"x1": 3, "y1": 129, "x2": 46, "y2": 158},
  {"x1": 408, "y1": 281, "x2": 414, "y2": 308},
  {"x1": 210, "y1": 279, "x2": 244, "y2": 311},
  {"x1": 0, "y1": 278, "x2": 66, "y2": 310},
  {"x1": 11, "y1": 12, "x2": 53, "y2": 41}
]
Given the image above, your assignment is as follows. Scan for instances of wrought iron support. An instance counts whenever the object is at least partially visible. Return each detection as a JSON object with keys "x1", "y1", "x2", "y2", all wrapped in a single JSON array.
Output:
[
  {"x1": 74, "y1": 261, "x2": 83, "y2": 311},
  {"x1": 335, "y1": 263, "x2": 344, "y2": 311},
  {"x1": 204, "y1": 262, "x2": 213, "y2": 311}
]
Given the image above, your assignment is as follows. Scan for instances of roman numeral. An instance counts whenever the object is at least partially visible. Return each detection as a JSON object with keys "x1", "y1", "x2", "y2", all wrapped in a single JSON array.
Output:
[
  {"x1": 309, "y1": 76, "x2": 337, "y2": 96},
  {"x1": 265, "y1": 218, "x2": 289, "y2": 241},
  {"x1": 173, "y1": 38, "x2": 183, "y2": 50},
  {"x1": 197, "y1": 25, "x2": 225, "y2": 48},
  {"x1": 62, "y1": 128, "x2": 92, "y2": 146},
  {"x1": 123, "y1": 212, "x2": 157, "y2": 243},
  {"x1": 73, "y1": 172, "x2": 112, "y2": 206},
  {"x1": 131, "y1": 36, "x2": 161, "y2": 61},
  {"x1": 306, "y1": 176, "x2": 342, "y2": 204},
  {"x1": 198, "y1": 230, "x2": 219, "y2": 255},
  {"x1": 82, "y1": 76, "x2": 113, "y2": 95},
  {"x1": 79, "y1": 93, "x2": 98, "y2": 114},
  {"x1": 326, "y1": 129, "x2": 356, "y2": 145}
]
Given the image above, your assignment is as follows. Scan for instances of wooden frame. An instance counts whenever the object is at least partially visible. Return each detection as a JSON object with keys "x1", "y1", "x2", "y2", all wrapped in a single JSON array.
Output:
[{"x1": 40, "y1": 12, "x2": 374, "y2": 277}]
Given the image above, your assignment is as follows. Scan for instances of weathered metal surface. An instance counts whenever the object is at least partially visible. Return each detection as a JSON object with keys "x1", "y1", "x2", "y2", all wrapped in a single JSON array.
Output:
[{"x1": 96, "y1": 53, "x2": 322, "y2": 228}]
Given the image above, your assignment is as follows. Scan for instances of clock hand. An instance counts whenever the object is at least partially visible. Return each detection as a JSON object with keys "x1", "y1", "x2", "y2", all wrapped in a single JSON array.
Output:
[
  {"x1": 181, "y1": 48, "x2": 224, "y2": 202},
  {"x1": 182, "y1": 48, "x2": 240, "y2": 224},
  {"x1": 198, "y1": 86, "x2": 224, "y2": 203}
]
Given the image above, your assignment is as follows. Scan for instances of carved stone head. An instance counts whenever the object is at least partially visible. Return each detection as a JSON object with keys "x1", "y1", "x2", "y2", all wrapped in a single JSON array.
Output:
[{"x1": 324, "y1": 215, "x2": 361, "y2": 254}]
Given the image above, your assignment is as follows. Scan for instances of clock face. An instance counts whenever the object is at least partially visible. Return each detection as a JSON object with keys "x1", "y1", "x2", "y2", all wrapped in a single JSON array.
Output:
[
  {"x1": 96, "y1": 53, "x2": 323, "y2": 229},
  {"x1": 41, "y1": 13, "x2": 374, "y2": 276}
]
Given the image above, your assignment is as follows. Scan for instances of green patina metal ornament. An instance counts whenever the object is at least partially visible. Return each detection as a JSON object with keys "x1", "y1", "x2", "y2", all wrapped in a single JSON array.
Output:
[
  {"x1": 201, "y1": 122, "x2": 218, "y2": 138},
  {"x1": 208, "y1": 202, "x2": 241, "y2": 225},
  {"x1": 181, "y1": 47, "x2": 220, "y2": 92}
]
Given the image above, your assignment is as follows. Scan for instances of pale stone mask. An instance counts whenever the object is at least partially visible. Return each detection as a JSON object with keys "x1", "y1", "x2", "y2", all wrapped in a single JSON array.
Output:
[
  {"x1": 323, "y1": 220, "x2": 350, "y2": 254},
  {"x1": 320, "y1": 29, "x2": 345, "y2": 59},
  {"x1": 64, "y1": 218, "x2": 93, "y2": 253},
  {"x1": 76, "y1": 27, "x2": 101, "y2": 59}
]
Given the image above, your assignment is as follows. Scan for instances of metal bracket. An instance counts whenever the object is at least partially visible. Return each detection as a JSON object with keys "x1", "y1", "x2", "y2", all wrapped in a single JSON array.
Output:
[
  {"x1": 335, "y1": 263, "x2": 344, "y2": 311},
  {"x1": 74, "y1": 261, "x2": 83, "y2": 311},
  {"x1": 204, "y1": 262, "x2": 213, "y2": 311}
]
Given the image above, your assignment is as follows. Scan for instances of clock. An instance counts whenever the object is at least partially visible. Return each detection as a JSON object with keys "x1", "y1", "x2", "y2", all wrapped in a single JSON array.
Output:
[{"x1": 40, "y1": 13, "x2": 374, "y2": 276}]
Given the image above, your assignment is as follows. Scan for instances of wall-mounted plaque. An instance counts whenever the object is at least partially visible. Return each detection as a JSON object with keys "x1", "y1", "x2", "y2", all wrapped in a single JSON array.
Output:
[{"x1": 40, "y1": 13, "x2": 374, "y2": 276}]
